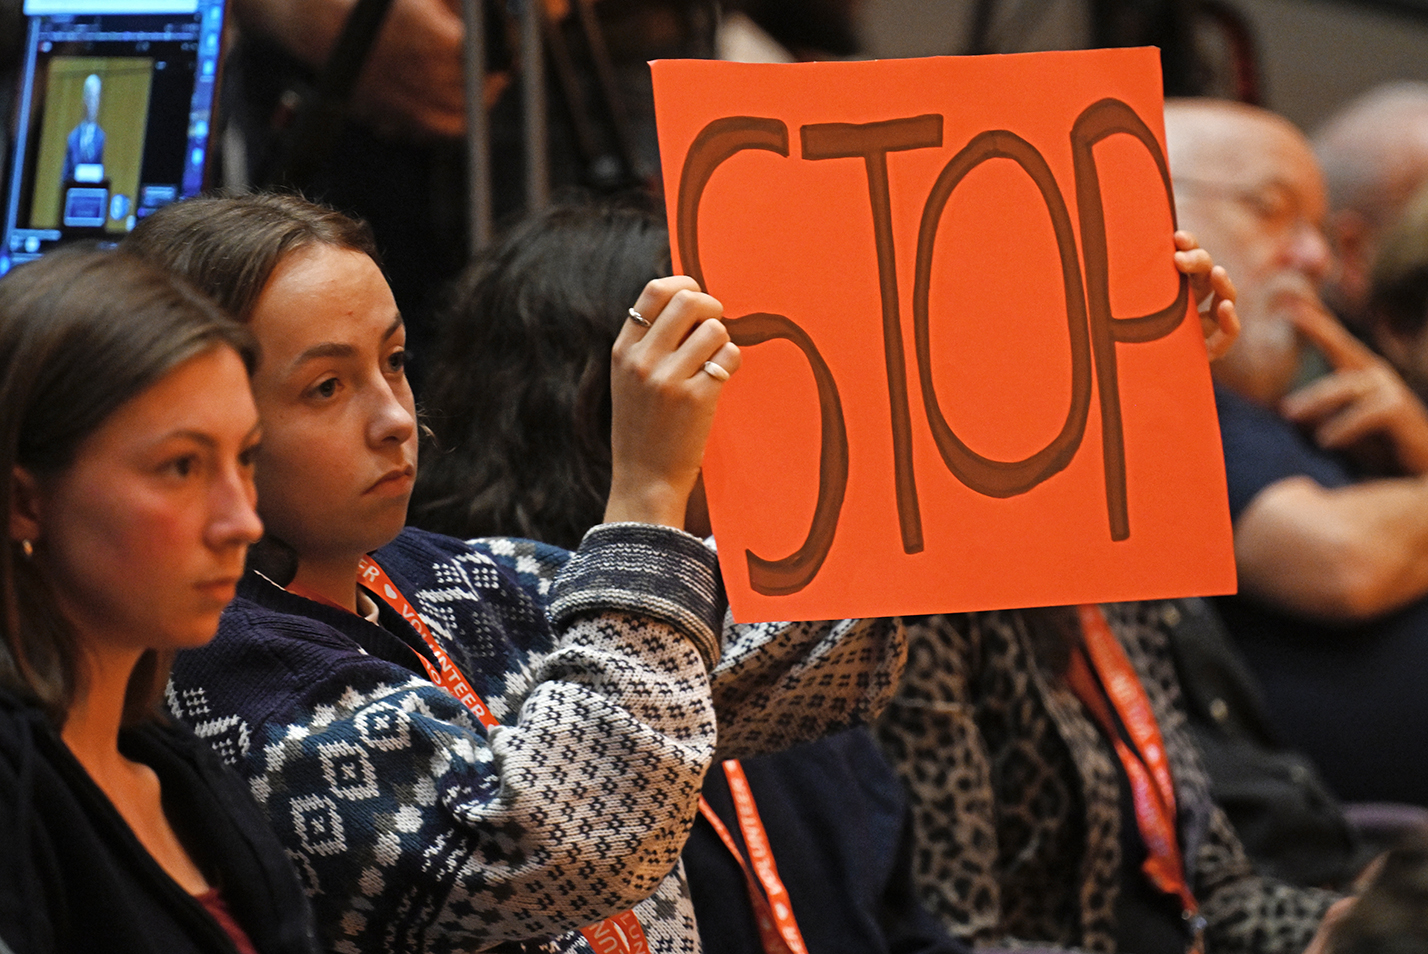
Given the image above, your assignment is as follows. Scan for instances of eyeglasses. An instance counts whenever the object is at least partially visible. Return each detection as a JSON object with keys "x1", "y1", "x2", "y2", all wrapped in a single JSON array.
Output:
[{"x1": 1174, "y1": 176, "x2": 1325, "y2": 240}]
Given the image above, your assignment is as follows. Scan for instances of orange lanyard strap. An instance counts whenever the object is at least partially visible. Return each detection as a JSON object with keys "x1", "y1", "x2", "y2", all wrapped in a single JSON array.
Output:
[
  {"x1": 1069, "y1": 605, "x2": 1200, "y2": 923},
  {"x1": 294, "y1": 558, "x2": 647, "y2": 950},
  {"x1": 697, "y1": 761, "x2": 809, "y2": 954},
  {"x1": 356, "y1": 557, "x2": 500, "y2": 729},
  {"x1": 578, "y1": 911, "x2": 650, "y2": 954}
]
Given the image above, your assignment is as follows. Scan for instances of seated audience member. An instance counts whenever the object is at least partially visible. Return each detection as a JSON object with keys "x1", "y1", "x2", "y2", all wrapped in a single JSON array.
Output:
[
  {"x1": 1362, "y1": 181, "x2": 1428, "y2": 402},
  {"x1": 870, "y1": 215, "x2": 1344, "y2": 950},
  {"x1": 1312, "y1": 82, "x2": 1428, "y2": 337},
  {"x1": 411, "y1": 197, "x2": 962, "y2": 954},
  {"x1": 0, "y1": 248, "x2": 316, "y2": 954},
  {"x1": 415, "y1": 194, "x2": 1254, "y2": 953},
  {"x1": 1164, "y1": 97, "x2": 1428, "y2": 807},
  {"x1": 877, "y1": 602, "x2": 1343, "y2": 953},
  {"x1": 123, "y1": 192, "x2": 902, "y2": 954}
]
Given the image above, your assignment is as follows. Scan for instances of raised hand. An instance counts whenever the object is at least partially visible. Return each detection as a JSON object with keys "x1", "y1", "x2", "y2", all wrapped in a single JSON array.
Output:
[
  {"x1": 1173, "y1": 229, "x2": 1240, "y2": 362},
  {"x1": 604, "y1": 277, "x2": 741, "y2": 530},
  {"x1": 237, "y1": 0, "x2": 487, "y2": 140}
]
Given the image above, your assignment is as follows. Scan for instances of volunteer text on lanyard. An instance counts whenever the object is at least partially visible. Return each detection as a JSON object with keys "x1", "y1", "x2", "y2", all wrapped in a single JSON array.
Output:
[
  {"x1": 697, "y1": 761, "x2": 809, "y2": 954},
  {"x1": 1067, "y1": 604, "x2": 1207, "y2": 953},
  {"x1": 293, "y1": 556, "x2": 653, "y2": 954}
]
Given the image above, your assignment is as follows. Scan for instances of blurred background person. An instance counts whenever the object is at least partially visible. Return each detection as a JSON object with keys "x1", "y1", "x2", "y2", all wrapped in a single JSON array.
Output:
[
  {"x1": 219, "y1": 0, "x2": 873, "y2": 398},
  {"x1": 1167, "y1": 97, "x2": 1428, "y2": 809},
  {"x1": 224, "y1": 0, "x2": 713, "y2": 397},
  {"x1": 1361, "y1": 179, "x2": 1428, "y2": 404},
  {"x1": 1314, "y1": 82, "x2": 1428, "y2": 339}
]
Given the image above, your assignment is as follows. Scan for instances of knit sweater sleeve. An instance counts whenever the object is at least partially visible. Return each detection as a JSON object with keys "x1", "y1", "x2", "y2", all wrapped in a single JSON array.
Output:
[
  {"x1": 707, "y1": 611, "x2": 906, "y2": 759},
  {"x1": 479, "y1": 531, "x2": 907, "y2": 760},
  {"x1": 169, "y1": 523, "x2": 722, "y2": 954}
]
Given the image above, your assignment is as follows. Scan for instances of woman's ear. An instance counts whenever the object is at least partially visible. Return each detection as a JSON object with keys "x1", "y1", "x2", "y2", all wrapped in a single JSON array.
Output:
[{"x1": 9, "y1": 466, "x2": 43, "y2": 545}]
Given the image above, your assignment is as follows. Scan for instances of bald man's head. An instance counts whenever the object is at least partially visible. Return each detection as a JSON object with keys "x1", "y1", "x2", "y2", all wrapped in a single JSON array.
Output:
[
  {"x1": 1315, "y1": 83, "x2": 1428, "y2": 228},
  {"x1": 1313, "y1": 83, "x2": 1428, "y2": 326},
  {"x1": 1165, "y1": 98, "x2": 1332, "y2": 407},
  {"x1": 1165, "y1": 98, "x2": 1307, "y2": 186},
  {"x1": 81, "y1": 73, "x2": 101, "y2": 123}
]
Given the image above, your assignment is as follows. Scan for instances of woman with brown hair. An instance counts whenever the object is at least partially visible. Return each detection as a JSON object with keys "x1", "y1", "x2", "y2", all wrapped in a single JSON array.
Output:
[
  {"x1": 123, "y1": 191, "x2": 902, "y2": 954},
  {"x1": 0, "y1": 247, "x2": 317, "y2": 954}
]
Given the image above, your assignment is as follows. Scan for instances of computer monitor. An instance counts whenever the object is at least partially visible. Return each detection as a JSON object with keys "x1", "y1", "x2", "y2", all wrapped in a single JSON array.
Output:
[{"x1": 1, "y1": 0, "x2": 227, "y2": 274}]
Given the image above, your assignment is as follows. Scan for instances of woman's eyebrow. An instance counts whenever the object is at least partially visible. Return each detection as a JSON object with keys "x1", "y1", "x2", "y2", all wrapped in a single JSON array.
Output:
[
  {"x1": 285, "y1": 315, "x2": 404, "y2": 373},
  {"x1": 161, "y1": 429, "x2": 221, "y2": 449},
  {"x1": 288, "y1": 342, "x2": 356, "y2": 371}
]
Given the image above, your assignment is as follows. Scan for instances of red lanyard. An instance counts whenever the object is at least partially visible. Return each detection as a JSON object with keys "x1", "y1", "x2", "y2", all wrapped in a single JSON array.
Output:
[
  {"x1": 291, "y1": 558, "x2": 649, "y2": 953},
  {"x1": 1067, "y1": 605, "x2": 1201, "y2": 932},
  {"x1": 697, "y1": 761, "x2": 808, "y2": 954}
]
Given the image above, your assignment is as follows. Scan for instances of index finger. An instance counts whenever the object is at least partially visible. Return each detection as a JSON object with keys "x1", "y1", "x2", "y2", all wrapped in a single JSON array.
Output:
[{"x1": 1291, "y1": 304, "x2": 1379, "y2": 372}]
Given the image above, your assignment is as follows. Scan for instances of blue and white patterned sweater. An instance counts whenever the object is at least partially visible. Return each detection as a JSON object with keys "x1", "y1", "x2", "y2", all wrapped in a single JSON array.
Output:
[{"x1": 168, "y1": 523, "x2": 904, "y2": 954}]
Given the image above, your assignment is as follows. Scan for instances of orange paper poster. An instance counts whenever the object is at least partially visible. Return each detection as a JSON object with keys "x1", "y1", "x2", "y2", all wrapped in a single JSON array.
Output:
[{"x1": 651, "y1": 48, "x2": 1236, "y2": 623}]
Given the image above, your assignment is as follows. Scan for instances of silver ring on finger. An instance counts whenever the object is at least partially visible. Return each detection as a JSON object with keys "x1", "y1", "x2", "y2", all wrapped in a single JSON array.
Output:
[
  {"x1": 627, "y1": 307, "x2": 651, "y2": 328},
  {"x1": 702, "y1": 360, "x2": 731, "y2": 383}
]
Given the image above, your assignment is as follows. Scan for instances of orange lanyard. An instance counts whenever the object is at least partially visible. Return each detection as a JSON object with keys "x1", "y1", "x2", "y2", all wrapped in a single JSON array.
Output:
[
  {"x1": 1067, "y1": 605, "x2": 1201, "y2": 937},
  {"x1": 291, "y1": 557, "x2": 650, "y2": 953},
  {"x1": 697, "y1": 761, "x2": 808, "y2": 954},
  {"x1": 356, "y1": 557, "x2": 501, "y2": 729}
]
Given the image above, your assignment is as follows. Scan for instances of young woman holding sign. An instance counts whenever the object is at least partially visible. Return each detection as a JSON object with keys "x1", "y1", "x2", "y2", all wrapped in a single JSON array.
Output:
[
  {"x1": 0, "y1": 248, "x2": 317, "y2": 954},
  {"x1": 122, "y1": 192, "x2": 903, "y2": 954},
  {"x1": 409, "y1": 196, "x2": 966, "y2": 954}
]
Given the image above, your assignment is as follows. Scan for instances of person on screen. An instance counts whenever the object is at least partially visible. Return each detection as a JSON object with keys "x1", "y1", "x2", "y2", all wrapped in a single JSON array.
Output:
[{"x1": 61, "y1": 73, "x2": 105, "y2": 184}]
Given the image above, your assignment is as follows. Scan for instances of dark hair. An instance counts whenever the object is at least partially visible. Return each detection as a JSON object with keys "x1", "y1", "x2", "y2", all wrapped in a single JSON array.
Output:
[
  {"x1": 410, "y1": 195, "x2": 669, "y2": 548},
  {"x1": 122, "y1": 191, "x2": 382, "y2": 322},
  {"x1": 124, "y1": 192, "x2": 382, "y2": 583},
  {"x1": 0, "y1": 246, "x2": 255, "y2": 725}
]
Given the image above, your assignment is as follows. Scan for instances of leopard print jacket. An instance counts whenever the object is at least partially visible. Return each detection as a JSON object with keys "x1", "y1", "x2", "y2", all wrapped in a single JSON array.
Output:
[{"x1": 876, "y1": 601, "x2": 1339, "y2": 953}]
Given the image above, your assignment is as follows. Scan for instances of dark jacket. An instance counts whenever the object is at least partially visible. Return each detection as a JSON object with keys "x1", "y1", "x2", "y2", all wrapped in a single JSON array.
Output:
[
  {"x1": 686, "y1": 727, "x2": 970, "y2": 954},
  {"x1": 0, "y1": 687, "x2": 318, "y2": 954}
]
